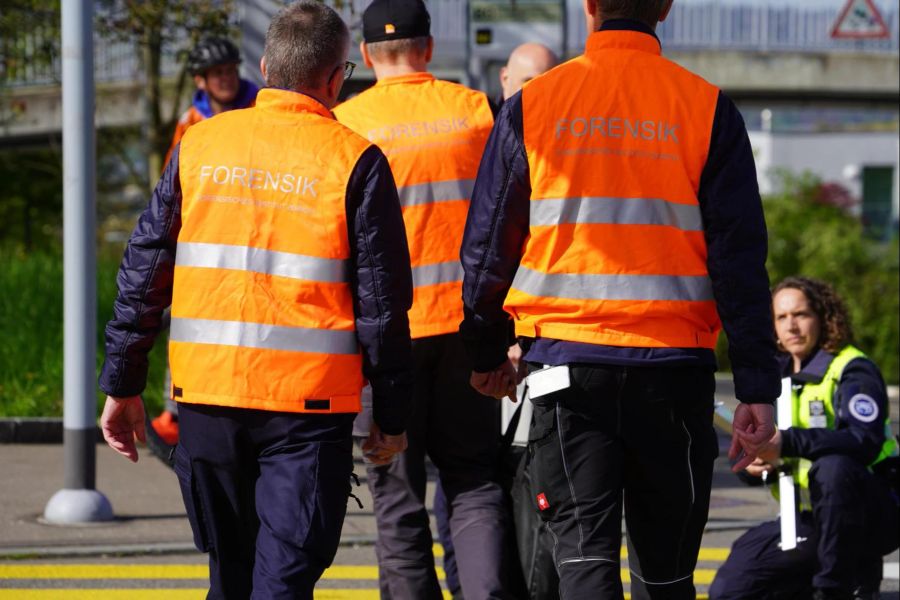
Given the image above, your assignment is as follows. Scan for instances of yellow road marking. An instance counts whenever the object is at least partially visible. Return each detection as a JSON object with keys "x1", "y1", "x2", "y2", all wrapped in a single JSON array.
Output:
[
  {"x1": 0, "y1": 592, "x2": 704, "y2": 600},
  {"x1": 619, "y1": 547, "x2": 730, "y2": 561},
  {"x1": 0, "y1": 565, "x2": 446, "y2": 581},
  {"x1": 0, "y1": 564, "x2": 714, "y2": 585},
  {"x1": 0, "y1": 591, "x2": 454, "y2": 600}
]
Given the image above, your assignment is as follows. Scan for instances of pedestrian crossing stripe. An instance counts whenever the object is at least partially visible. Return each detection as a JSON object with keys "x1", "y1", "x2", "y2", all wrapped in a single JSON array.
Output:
[
  {"x1": 0, "y1": 592, "x2": 711, "y2": 600},
  {"x1": 0, "y1": 564, "x2": 719, "y2": 584}
]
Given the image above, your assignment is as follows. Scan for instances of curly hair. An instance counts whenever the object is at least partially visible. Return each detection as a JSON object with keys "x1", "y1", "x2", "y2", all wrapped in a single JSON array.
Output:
[{"x1": 773, "y1": 276, "x2": 854, "y2": 355}]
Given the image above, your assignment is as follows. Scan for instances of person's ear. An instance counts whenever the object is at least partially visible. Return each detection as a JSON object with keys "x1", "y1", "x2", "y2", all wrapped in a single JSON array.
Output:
[
  {"x1": 499, "y1": 66, "x2": 509, "y2": 88},
  {"x1": 424, "y1": 36, "x2": 434, "y2": 64},
  {"x1": 360, "y1": 42, "x2": 374, "y2": 68},
  {"x1": 659, "y1": 0, "x2": 674, "y2": 23},
  {"x1": 583, "y1": 0, "x2": 599, "y2": 32},
  {"x1": 259, "y1": 56, "x2": 267, "y2": 83},
  {"x1": 193, "y1": 73, "x2": 207, "y2": 91},
  {"x1": 327, "y1": 63, "x2": 344, "y2": 104}
]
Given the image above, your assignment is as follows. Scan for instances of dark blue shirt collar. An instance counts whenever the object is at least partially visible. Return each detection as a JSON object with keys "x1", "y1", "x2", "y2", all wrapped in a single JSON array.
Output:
[{"x1": 598, "y1": 18, "x2": 660, "y2": 43}]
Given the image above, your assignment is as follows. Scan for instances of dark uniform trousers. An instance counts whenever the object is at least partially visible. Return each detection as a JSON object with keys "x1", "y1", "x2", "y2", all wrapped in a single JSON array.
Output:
[
  {"x1": 709, "y1": 454, "x2": 900, "y2": 599},
  {"x1": 365, "y1": 333, "x2": 509, "y2": 600},
  {"x1": 527, "y1": 363, "x2": 718, "y2": 600},
  {"x1": 175, "y1": 402, "x2": 355, "y2": 600}
]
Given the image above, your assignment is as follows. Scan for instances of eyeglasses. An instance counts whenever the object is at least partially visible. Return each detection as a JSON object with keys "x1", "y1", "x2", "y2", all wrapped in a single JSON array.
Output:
[{"x1": 342, "y1": 60, "x2": 356, "y2": 80}]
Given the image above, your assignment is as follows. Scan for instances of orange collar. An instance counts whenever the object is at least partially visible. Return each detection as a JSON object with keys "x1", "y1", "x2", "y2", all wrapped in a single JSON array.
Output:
[
  {"x1": 375, "y1": 72, "x2": 436, "y2": 87},
  {"x1": 585, "y1": 30, "x2": 661, "y2": 57},
  {"x1": 255, "y1": 88, "x2": 334, "y2": 119}
]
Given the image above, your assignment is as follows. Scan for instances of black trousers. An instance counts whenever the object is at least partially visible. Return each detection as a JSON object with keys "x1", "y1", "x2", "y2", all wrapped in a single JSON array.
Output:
[
  {"x1": 527, "y1": 363, "x2": 718, "y2": 600},
  {"x1": 709, "y1": 454, "x2": 900, "y2": 599},
  {"x1": 175, "y1": 402, "x2": 355, "y2": 600},
  {"x1": 363, "y1": 333, "x2": 509, "y2": 600}
]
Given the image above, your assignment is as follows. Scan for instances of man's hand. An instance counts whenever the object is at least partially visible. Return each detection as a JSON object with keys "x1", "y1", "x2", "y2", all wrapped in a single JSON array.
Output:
[
  {"x1": 100, "y1": 395, "x2": 146, "y2": 463},
  {"x1": 507, "y1": 343, "x2": 527, "y2": 385},
  {"x1": 470, "y1": 359, "x2": 518, "y2": 402},
  {"x1": 728, "y1": 402, "x2": 776, "y2": 472},
  {"x1": 361, "y1": 422, "x2": 407, "y2": 466}
]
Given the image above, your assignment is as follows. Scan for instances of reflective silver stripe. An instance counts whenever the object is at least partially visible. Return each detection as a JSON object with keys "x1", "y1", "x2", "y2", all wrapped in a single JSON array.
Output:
[
  {"x1": 511, "y1": 266, "x2": 714, "y2": 302},
  {"x1": 411, "y1": 261, "x2": 463, "y2": 288},
  {"x1": 176, "y1": 242, "x2": 347, "y2": 283},
  {"x1": 397, "y1": 178, "x2": 475, "y2": 207},
  {"x1": 531, "y1": 197, "x2": 703, "y2": 231},
  {"x1": 170, "y1": 318, "x2": 359, "y2": 355}
]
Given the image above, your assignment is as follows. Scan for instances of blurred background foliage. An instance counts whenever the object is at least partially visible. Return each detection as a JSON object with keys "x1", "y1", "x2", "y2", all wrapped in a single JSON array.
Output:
[{"x1": 714, "y1": 173, "x2": 899, "y2": 385}]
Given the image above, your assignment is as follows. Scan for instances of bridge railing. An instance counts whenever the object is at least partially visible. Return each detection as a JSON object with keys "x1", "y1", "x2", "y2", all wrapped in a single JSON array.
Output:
[
  {"x1": 650, "y1": 2, "x2": 899, "y2": 54},
  {"x1": 2, "y1": 0, "x2": 897, "y2": 88}
]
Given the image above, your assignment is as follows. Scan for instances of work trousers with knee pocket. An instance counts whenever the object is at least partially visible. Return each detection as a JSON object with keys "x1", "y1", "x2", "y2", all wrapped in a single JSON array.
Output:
[
  {"x1": 526, "y1": 363, "x2": 718, "y2": 600},
  {"x1": 174, "y1": 402, "x2": 355, "y2": 600},
  {"x1": 361, "y1": 333, "x2": 510, "y2": 600}
]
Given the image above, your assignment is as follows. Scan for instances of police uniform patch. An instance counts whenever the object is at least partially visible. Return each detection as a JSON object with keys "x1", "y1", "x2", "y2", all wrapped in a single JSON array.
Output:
[{"x1": 848, "y1": 393, "x2": 879, "y2": 423}]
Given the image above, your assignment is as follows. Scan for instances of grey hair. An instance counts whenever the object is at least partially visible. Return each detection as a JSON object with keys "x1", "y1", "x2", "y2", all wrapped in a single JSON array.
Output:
[
  {"x1": 264, "y1": 0, "x2": 349, "y2": 90},
  {"x1": 366, "y1": 36, "x2": 430, "y2": 62}
]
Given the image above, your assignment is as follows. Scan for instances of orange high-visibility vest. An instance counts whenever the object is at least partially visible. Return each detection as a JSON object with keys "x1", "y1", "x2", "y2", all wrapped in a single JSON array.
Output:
[
  {"x1": 335, "y1": 73, "x2": 494, "y2": 339},
  {"x1": 170, "y1": 88, "x2": 369, "y2": 413},
  {"x1": 507, "y1": 30, "x2": 721, "y2": 349}
]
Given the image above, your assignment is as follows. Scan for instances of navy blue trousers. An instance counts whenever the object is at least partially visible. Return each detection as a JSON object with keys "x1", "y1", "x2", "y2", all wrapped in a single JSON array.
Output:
[
  {"x1": 709, "y1": 454, "x2": 899, "y2": 599},
  {"x1": 175, "y1": 402, "x2": 355, "y2": 600}
]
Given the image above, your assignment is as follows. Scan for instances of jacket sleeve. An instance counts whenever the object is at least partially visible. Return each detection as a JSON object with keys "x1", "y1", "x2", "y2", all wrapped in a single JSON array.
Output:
[
  {"x1": 698, "y1": 91, "x2": 780, "y2": 404},
  {"x1": 459, "y1": 92, "x2": 532, "y2": 372},
  {"x1": 781, "y1": 358, "x2": 889, "y2": 464},
  {"x1": 99, "y1": 145, "x2": 183, "y2": 397},
  {"x1": 346, "y1": 145, "x2": 413, "y2": 436}
]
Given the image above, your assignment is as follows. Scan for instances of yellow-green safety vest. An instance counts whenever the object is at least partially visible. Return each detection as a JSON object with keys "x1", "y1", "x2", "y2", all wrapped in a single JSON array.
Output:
[{"x1": 782, "y1": 345, "x2": 898, "y2": 511}]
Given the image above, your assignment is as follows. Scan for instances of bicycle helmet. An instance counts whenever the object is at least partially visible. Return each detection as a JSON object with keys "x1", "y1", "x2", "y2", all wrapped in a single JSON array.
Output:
[{"x1": 187, "y1": 37, "x2": 241, "y2": 76}]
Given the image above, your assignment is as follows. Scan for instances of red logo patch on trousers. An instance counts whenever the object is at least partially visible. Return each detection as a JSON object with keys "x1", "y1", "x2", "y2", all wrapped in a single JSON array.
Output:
[{"x1": 536, "y1": 493, "x2": 550, "y2": 511}]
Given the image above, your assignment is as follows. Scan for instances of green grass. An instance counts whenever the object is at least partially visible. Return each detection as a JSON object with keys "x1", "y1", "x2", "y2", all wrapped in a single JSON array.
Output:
[{"x1": 0, "y1": 247, "x2": 167, "y2": 417}]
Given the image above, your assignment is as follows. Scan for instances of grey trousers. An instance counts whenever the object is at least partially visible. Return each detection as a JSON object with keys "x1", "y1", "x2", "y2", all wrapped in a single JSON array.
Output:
[{"x1": 358, "y1": 333, "x2": 511, "y2": 600}]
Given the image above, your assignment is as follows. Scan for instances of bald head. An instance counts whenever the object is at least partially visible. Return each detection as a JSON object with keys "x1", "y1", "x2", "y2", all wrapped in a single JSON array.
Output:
[{"x1": 500, "y1": 43, "x2": 559, "y2": 100}]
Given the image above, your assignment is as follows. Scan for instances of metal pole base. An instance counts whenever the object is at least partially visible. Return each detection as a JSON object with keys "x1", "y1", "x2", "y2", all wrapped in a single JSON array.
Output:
[{"x1": 43, "y1": 489, "x2": 114, "y2": 524}]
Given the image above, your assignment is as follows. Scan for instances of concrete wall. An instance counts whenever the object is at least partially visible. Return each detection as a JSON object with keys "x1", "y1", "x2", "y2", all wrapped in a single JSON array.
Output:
[
  {"x1": 749, "y1": 130, "x2": 900, "y2": 222},
  {"x1": 671, "y1": 50, "x2": 900, "y2": 97}
]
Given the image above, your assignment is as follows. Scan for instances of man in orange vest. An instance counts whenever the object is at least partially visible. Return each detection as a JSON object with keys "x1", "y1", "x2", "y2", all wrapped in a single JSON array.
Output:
[
  {"x1": 152, "y1": 37, "x2": 260, "y2": 448},
  {"x1": 460, "y1": 1, "x2": 779, "y2": 598},
  {"x1": 99, "y1": 3, "x2": 412, "y2": 597},
  {"x1": 334, "y1": 1, "x2": 509, "y2": 598}
]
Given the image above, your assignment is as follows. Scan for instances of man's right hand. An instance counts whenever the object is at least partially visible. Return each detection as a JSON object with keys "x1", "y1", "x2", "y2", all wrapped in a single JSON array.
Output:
[
  {"x1": 729, "y1": 402, "x2": 776, "y2": 472},
  {"x1": 100, "y1": 395, "x2": 146, "y2": 463},
  {"x1": 470, "y1": 358, "x2": 518, "y2": 402},
  {"x1": 361, "y1": 422, "x2": 407, "y2": 466}
]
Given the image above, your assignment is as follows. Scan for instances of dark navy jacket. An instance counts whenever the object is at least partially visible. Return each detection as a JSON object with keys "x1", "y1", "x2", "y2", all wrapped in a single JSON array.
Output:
[
  {"x1": 781, "y1": 349, "x2": 890, "y2": 465},
  {"x1": 100, "y1": 141, "x2": 414, "y2": 435},
  {"x1": 460, "y1": 20, "x2": 780, "y2": 404}
]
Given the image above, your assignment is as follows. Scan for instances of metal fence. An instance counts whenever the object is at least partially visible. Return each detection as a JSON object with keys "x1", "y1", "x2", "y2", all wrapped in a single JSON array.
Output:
[
  {"x1": 2, "y1": 0, "x2": 898, "y2": 88},
  {"x1": 649, "y1": 2, "x2": 899, "y2": 53}
]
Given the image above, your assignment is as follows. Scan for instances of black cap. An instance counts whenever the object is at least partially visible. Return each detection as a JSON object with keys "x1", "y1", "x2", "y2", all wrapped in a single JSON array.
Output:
[{"x1": 363, "y1": 0, "x2": 431, "y2": 43}]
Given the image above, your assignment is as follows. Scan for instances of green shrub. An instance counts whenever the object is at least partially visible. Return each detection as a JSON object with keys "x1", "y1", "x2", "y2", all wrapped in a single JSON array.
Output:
[
  {"x1": 716, "y1": 174, "x2": 899, "y2": 384},
  {"x1": 0, "y1": 246, "x2": 168, "y2": 417}
]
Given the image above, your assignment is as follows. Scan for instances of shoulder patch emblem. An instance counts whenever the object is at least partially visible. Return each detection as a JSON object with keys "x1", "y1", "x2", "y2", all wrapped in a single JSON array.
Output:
[{"x1": 848, "y1": 393, "x2": 879, "y2": 423}]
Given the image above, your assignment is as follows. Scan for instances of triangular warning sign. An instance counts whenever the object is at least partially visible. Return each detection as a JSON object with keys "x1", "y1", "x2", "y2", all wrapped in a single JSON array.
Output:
[{"x1": 831, "y1": 0, "x2": 890, "y2": 39}]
